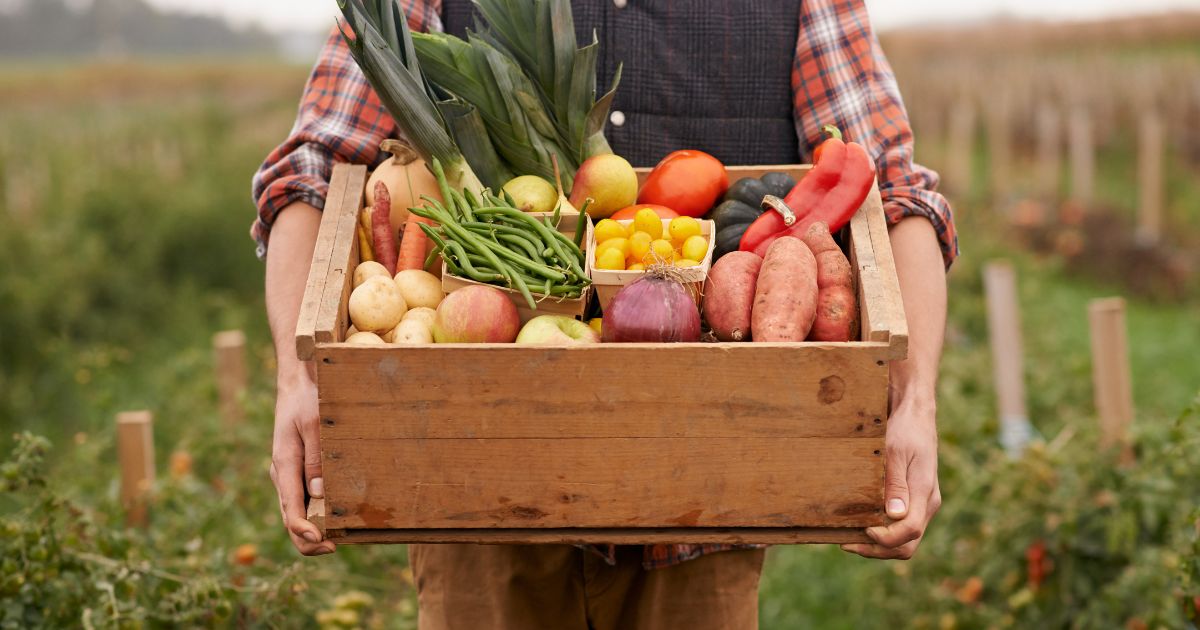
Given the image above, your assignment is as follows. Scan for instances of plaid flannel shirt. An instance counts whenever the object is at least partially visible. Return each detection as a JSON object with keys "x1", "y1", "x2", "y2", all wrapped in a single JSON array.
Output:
[{"x1": 252, "y1": 0, "x2": 957, "y2": 570}]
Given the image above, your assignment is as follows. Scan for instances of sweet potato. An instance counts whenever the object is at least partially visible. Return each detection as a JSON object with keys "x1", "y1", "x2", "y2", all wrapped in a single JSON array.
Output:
[
  {"x1": 751, "y1": 236, "x2": 817, "y2": 342},
  {"x1": 704, "y1": 251, "x2": 763, "y2": 341},
  {"x1": 801, "y1": 222, "x2": 857, "y2": 342}
]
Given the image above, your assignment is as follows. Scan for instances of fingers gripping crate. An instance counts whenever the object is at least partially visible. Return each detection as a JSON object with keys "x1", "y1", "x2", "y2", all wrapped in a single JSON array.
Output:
[{"x1": 298, "y1": 164, "x2": 908, "y2": 546}]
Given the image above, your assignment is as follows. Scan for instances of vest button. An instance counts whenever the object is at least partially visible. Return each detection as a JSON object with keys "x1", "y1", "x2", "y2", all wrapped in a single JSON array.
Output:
[
  {"x1": 610, "y1": 111, "x2": 626, "y2": 127},
  {"x1": 613, "y1": 0, "x2": 628, "y2": 7}
]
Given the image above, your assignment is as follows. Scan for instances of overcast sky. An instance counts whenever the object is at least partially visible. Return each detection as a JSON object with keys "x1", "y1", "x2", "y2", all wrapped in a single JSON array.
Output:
[{"x1": 144, "y1": 0, "x2": 1200, "y2": 33}]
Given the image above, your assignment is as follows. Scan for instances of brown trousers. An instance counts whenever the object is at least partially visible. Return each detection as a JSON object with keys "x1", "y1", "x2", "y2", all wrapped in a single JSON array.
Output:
[{"x1": 409, "y1": 544, "x2": 766, "y2": 630}]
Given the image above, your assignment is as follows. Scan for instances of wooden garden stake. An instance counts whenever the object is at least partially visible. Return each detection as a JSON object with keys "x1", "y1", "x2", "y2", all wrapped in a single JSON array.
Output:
[
  {"x1": 1067, "y1": 108, "x2": 1095, "y2": 208},
  {"x1": 1088, "y1": 298, "x2": 1135, "y2": 461},
  {"x1": 214, "y1": 330, "x2": 247, "y2": 426},
  {"x1": 1034, "y1": 104, "x2": 1061, "y2": 200},
  {"x1": 945, "y1": 98, "x2": 975, "y2": 198},
  {"x1": 983, "y1": 261, "x2": 1034, "y2": 456},
  {"x1": 1136, "y1": 112, "x2": 1165, "y2": 245},
  {"x1": 117, "y1": 411, "x2": 155, "y2": 528}
]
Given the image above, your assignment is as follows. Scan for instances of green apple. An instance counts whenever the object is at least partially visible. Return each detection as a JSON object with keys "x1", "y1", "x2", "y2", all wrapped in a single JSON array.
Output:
[{"x1": 515, "y1": 315, "x2": 601, "y2": 345}]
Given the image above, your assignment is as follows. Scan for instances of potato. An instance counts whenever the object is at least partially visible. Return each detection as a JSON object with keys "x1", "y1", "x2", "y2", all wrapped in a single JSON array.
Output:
[
  {"x1": 751, "y1": 237, "x2": 817, "y2": 342},
  {"x1": 345, "y1": 324, "x2": 358, "y2": 338},
  {"x1": 393, "y1": 269, "x2": 445, "y2": 309},
  {"x1": 353, "y1": 260, "x2": 391, "y2": 289},
  {"x1": 345, "y1": 331, "x2": 386, "y2": 345},
  {"x1": 801, "y1": 222, "x2": 857, "y2": 342},
  {"x1": 703, "y1": 251, "x2": 762, "y2": 341},
  {"x1": 402, "y1": 306, "x2": 438, "y2": 329},
  {"x1": 349, "y1": 275, "x2": 408, "y2": 333},
  {"x1": 391, "y1": 319, "x2": 433, "y2": 345}
]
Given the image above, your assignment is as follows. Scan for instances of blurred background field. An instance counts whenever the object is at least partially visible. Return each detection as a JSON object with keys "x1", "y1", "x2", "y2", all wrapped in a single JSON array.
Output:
[{"x1": 1, "y1": 1, "x2": 1198, "y2": 628}]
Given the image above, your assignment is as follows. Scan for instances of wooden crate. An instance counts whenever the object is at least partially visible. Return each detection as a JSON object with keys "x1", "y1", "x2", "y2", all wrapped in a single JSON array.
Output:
[{"x1": 298, "y1": 163, "x2": 908, "y2": 545}]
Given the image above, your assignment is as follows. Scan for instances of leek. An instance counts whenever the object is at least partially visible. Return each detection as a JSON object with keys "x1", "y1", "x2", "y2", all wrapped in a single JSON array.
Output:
[{"x1": 336, "y1": 0, "x2": 491, "y2": 192}]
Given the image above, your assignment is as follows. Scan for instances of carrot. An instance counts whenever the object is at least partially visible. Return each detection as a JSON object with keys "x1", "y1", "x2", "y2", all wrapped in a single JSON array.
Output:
[
  {"x1": 397, "y1": 214, "x2": 432, "y2": 272},
  {"x1": 371, "y1": 181, "x2": 399, "y2": 274}
]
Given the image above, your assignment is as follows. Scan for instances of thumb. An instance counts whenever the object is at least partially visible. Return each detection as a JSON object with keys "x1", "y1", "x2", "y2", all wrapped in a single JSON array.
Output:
[
  {"x1": 884, "y1": 449, "x2": 910, "y2": 519},
  {"x1": 304, "y1": 435, "x2": 324, "y2": 499}
]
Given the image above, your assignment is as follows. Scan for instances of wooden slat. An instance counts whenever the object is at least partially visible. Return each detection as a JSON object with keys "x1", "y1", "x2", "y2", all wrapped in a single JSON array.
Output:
[
  {"x1": 323, "y1": 400, "x2": 885, "y2": 439},
  {"x1": 317, "y1": 343, "x2": 889, "y2": 438},
  {"x1": 849, "y1": 186, "x2": 887, "y2": 346},
  {"x1": 296, "y1": 166, "x2": 355, "y2": 361},
  {"x1": 635, "y1": 164, "x2": 811, "y2": 188},
  {"x1": 314, "y1": 164, "x2": 368, "y2": 347},
  {"x1": 326, "y1": 527, "x2": 872, "y2": 545},
  {"x1": 863, "y1": 184, "x2": 910, "y2": 360},
  {"x1": 323, "y1": 437, "x2": 885, "y2": 530},
  {"x1": 307, "y1": 497, "x2": 326, "y2": 532}
]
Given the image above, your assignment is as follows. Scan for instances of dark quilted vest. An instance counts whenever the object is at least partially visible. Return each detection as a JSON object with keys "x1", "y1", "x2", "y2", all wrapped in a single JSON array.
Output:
[{"x1": 442, "y1": 0, "x2": 801, "y2": 167}]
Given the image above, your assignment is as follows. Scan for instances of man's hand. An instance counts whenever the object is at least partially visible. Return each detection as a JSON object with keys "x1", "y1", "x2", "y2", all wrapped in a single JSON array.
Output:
[
  {"x1": 270, "y1": 371, "x2": 336, "y2": 556},
  {"x1": 842, "y1": 397, "x2": 940, "y2": 559}
]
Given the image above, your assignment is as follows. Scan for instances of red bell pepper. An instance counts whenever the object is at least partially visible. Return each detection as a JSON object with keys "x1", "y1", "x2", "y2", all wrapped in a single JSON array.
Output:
[{"x1": 738, "y1": 127, "x2": 875, "y2": 257}]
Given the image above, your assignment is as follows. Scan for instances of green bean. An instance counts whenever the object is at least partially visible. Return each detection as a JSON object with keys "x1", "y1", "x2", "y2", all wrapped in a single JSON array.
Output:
[
  {"x1": 573, "y1": 211, "x2": 588, "y2": 248},
  {"x1": 423, "y1": 244, "x2": 443, "y2": 271},
  {"x1": 445, "y1": 241, "x2": 505, "y2": 283},
  {"x1": 430, "y1": 158, "x2": 454, "y2": 213},
  {"x1": 501, "y1": 188, "x2": 518, "y2": 209},
  {"x1": 448, "y1": 189, "x2": 473, "y2": 222},
  {"x1": 439, "y1": 218, "x2": 566, "y2": 282},
  {"x1": 461, "y1": 221, "x2": 550, "y2": 253},
  {"x1": 498, "y1": 234, "x2": 544, "y2": 262},
  {"x1": 507, "y1": 267, "x2": 536, "y2": 309},
  {"x1": 474, "y1": 207, "x2": 585, "y2": 278}
]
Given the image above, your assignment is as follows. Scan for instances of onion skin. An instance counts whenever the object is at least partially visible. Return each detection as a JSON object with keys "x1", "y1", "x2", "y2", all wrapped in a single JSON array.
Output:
[{"x1": 601, "y1": 274, "x2": 701, "y2": 343}]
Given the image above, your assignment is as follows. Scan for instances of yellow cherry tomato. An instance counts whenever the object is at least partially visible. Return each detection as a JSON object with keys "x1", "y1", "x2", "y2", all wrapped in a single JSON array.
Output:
[
  {"x1": 668, "y1": 216, "x2": 702, "y2": 245},
  {"x1": 628, "y1": 231, "x2": 652, "y2": 261},
  {"x1": 595, "y1": 247, "x2": 626, "y2": 270},
  {"x1": 675, "y1": 259, "x2": 701, "y2": 268},
  {"x1": 596, "y1": 237, "x2": 631, "y2": 259},
  {"x1": 633, "y1": 208, "x2": 664, "y2": 240},
  {"x1": 627, "y1": 262, "x2": 646, "y2": 271},
  {"x1": 645, "y1": 239, "x2": 676, "y2": 265},
  {"x1": 681, "y1": 234, "x2": 708, "y2": 261},
  {"x1": 593, "y1": 219, "x2": 627, "y2": 243}
]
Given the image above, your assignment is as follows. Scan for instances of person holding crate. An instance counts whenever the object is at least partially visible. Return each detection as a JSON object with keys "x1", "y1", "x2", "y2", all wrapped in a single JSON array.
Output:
[{"x1": 253, "y1": 1, "x2": 957, "y2": 628}]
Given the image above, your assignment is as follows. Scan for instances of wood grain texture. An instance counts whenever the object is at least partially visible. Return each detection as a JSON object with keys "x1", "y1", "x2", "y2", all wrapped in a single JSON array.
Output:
[
  {"x1": 296, "y1": 165, "x2": 354, "y2": 361},
  {"x1": 213, "y1": 330, "x2": 246, "y2": 426},
  {"x1": 117, "y1": 411, "x2": 155, "y2": 528},
  {"x1": 635, "y1": 164, "x2": 812, "y2": 188},
  {"x1": 849, "y1": 192, "x2": 886, "y2": 346},
  {"x1": 315, "y1": 164, "x2": 367, "y2": 347},
  {"x1": 1088, "y1": 298, "x2": 1134, "y2": 453},
  {"x1": 317, "y1": 343, "x2": 888, "y2": 439},
  {"x1": 324, "y1": 527, "x2": 872, "y2": 545},
  {"x1": 862, "y1": 184, "x2": 909, "y2": 360},
  {"x1": 322, "y1": 437, "x2": 885, "y2": 529}
]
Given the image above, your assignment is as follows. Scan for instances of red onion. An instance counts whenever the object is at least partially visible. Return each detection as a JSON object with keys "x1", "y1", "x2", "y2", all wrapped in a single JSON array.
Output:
[{"x1": 601, "y1": 267, "x2": 701, "y2": 343}]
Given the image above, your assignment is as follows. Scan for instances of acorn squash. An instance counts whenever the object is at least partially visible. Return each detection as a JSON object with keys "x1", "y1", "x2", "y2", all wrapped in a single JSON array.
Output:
[{"x1": 706, "y1": 172, "x2": 797, "y2": 261}]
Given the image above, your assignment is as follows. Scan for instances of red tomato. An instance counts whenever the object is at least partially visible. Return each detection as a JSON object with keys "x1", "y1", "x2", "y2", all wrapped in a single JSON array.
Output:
[
  {"x1": 637, "y1": 150, "x2": 728, "y2": 218},
  {"x1": 610, "y1": 204, "x2": 678, "y2": 221}
]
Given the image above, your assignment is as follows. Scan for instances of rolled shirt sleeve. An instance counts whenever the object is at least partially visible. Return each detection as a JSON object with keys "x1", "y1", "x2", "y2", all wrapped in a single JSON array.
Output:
[{"x1": 791, "y1": 0, "x2": 959, "y2": 268}]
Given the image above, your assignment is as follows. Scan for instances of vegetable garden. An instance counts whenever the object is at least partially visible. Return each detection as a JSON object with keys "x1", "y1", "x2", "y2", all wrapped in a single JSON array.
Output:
[{"x1": 2, "y1": 11, "x2": 1199, "y2": 630}]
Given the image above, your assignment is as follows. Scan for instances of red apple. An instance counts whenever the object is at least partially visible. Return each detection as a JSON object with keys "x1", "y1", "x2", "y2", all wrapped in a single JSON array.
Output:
[
  {"x1": 432, "y1": 285, "x2": 520, "y2": 343},
  {"x1": 516, "y1": 315, "x2": 600, "y2": 345}
]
